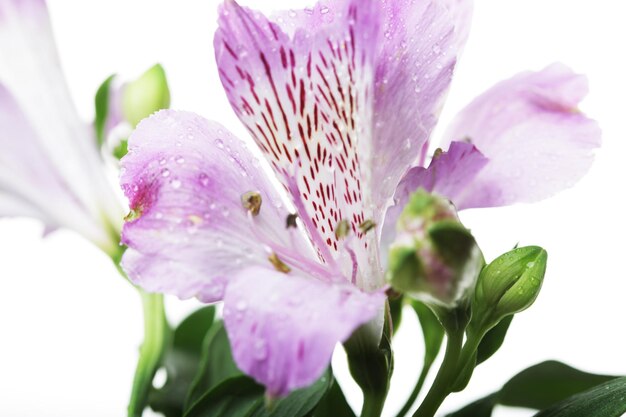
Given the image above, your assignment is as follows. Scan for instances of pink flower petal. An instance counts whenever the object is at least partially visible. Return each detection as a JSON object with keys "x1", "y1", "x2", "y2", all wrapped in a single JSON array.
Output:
[
  {"x1": 214, "y1": 0, "x2": 381, "y2": 287},
  {"x1": 380, "y1": 141, "x2": 487, "y2": 256},
  {"x1": 371, "y1": 0, "x2": 460, "y2": 214},
  {"x1": 223, "y1": 266, "x2": 385, "y2": 397},
  {"x1": 120, "y1": 110, "x2": 319, "y2": 302},
  {"x1": 440, "y1": 64, "x2": 601, "y2": 209}
]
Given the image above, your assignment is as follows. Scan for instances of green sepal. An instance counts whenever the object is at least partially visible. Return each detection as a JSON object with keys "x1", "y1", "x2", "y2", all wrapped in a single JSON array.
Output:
[{"x1": 122, "y1": 63, "x2": 171, "y2": 127}]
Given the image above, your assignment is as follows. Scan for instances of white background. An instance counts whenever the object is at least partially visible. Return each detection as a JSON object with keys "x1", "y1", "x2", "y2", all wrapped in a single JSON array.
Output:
[{"x1": 1, "y1": 0, "x2": 625, "y2": 416}]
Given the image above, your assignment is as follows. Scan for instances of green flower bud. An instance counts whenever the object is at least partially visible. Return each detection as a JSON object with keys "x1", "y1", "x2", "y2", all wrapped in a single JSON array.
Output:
[
  {"x1": 387, "y1": 190, "x2": 483, "y2": 307},
  {"x1": 472, "y1": 246, "x2": 547, "y2": 330},
  {"x1": 122, "y1": 64, "x2": 171, "y2": 127}
]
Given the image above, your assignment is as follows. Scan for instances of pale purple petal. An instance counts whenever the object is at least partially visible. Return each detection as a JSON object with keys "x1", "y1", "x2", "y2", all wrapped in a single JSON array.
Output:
[
  {"x1": 214, "y1": 1, "x2": 382, "y2": 288},
  {"x1": 439, "y1": 64, "x2": 601, "y2": 208},
  {"x1": 223, "y1": 266, "x2": 386, "y2": 396},
  {"x1": 0, "y1": 0, "x2": 123, "y2": 249},
  {"x1": 380, "y1": 142, "x2": 487, "y2": 257},
  {"x1": 0, "y1": 83, "x2": 118, "y2": 249},
  {"x1": 120, "y1": 110, "x2": 320, "y2": 302},
  {"x1": 439, "y1": 0, "x2": 474, "y2": 51},
  {"x1": 371, "y1": 0, "x2": 459, "y2": 216}
]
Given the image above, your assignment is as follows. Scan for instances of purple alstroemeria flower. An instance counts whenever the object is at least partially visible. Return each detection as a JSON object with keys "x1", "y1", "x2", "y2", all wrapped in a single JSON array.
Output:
[
  {"x1": 120, "y1": 0, "x2": 600, "y2": 397},
  {"x1": 0, "y1": 0, "x2": 123, "y2": 254}
]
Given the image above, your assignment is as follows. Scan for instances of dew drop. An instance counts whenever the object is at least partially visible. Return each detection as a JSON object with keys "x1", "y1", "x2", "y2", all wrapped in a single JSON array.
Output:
[
  {"x1": 253, "y1": 339, "x2": 268, "y2": 360},
  {"x1": 176, "y1": 156, "x2": 185, "y2": 164},
  {"x1": 215, "y1": 139, "x2": 225, "y2": 149},
  {"x1": 199, "y1": 173, "x2": 210, "y2": 186},
  {"x1": 320, "y1": 5, "x2": 329, "y2": 14},
  {"x1": 161, "y1": 168, "x2": 170, "y2": 178},
  {"x1": 432, "y1": 43, "x2": 441, "y2": 54},
  {"x1": 171, "y1": 179, "x2": 182, "y2": 189}
]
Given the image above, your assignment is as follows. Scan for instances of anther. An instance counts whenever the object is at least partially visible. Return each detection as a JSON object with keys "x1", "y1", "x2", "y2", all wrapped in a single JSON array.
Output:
[
  {"x1": 358, "y1": 219, "x2": 376, "y2": 234},
  {"x1": 269, "y1": 253, "x2": 291, "y2": 273},
  {"x1": 335, "y1": 219, "x2": 350, "y2": 239},
  {"x1": 241, "y1": 191, "x2": 262, "y2": 216},
  {"x1": 286, "y1": 213, "x2": 298, "y2": 228}
]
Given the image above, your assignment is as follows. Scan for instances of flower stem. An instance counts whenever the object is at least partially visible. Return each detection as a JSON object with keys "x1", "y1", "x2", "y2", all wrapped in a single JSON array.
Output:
[
  {"x1": 127, "y1": 290, "x2": 169, "y2": 417},
  {"x1": 361, "y1": 390, "x2": 387, "y2": 417},
  {"x1": 413, "y1": 330, "x2": 464, "y2": 417}
]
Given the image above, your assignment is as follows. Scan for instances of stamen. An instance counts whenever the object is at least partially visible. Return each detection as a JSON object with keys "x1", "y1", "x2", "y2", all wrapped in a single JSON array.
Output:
[
  {"x1": 286, "y1": 213, "x2": 298, "y2": 228},
  {"x1": 433, "y1": 148, "x2": 443, "y2": 159},
  {"x1": 358, "y1": 219, "x2": 376, "y2": 234},
  {"x1": 241, "y1": 191, "x2": 262, "y2": 216},
  {"x1": 124, "y1": 208, "x2": 142, "y2": 222},
  {"x1": 335, "y1": 219, "x2": 350, "y2": 239},
  {"x1": 269, "y1": 252, "x2": 291, "y2": 273}
]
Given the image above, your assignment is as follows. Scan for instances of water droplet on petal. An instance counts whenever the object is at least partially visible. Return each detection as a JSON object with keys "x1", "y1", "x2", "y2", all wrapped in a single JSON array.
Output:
[
  {"x1": 253, "y1": 339, "x2": 268, "y2": 360},
  {"x1": 320, "y1": 5, "x2": 329, "y2": 14},
  {"x1": 171, "y1": 179, "x2": 182, "y2": 189},
  {"x1": 161, "y1": 168, "x2": 170, "y2": 178}
]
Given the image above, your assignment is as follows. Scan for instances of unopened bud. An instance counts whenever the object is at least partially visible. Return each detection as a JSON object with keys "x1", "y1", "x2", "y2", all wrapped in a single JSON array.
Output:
[
  {"x1": 472, "y1": 246, "x2": 547, "y2": 330},
  {"x1": 387, "y1": 190, "x2": 483, "y2": 307}
]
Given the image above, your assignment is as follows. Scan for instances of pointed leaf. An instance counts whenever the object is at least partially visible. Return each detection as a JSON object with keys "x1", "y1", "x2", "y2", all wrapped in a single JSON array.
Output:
[
  {"x1": 533, "y1": 377, "x2": 626, "y2": 417},
  {"x1": 475, "y1": 315, "x2": 513, "y2": 365}
]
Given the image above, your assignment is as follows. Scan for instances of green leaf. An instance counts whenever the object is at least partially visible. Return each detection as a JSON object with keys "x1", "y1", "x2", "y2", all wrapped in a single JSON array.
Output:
[
  {"x1": 94, "y1": 74, "x2": 115, "y2": 147},
  {"x1": 185, "y1": 321, "x2": 243, "y2": 408},
  {"x1": 312, "y1": 379, "x2": 356, "y2": 417},
  {"x1": 183, "y1": 376, "x2": 264, "y2": 417},
  {"x1": 446, "y1": 394, "x2": 497, "y2": 417},
  {"x1": 499, "y1": 361, "x2": 616, "y2": 410},
  {"x1": 148, "y1": 306, "x2": 216, "y2": 417},
  {"x1": 533, "y1": 377, "x2": 626, "y2": 417},
  {"x1": 184, "y1": 370, "x2": 333, "y2": 417},
  {"x1": 475, "y1": 315, "x2": 513, "y2": 365},
  {"x1": 446, "y1": 361, "x2": 618, "y2": 417},
  {"x1": 413, "y1": 301, "x2": 444, "y2": 368}
]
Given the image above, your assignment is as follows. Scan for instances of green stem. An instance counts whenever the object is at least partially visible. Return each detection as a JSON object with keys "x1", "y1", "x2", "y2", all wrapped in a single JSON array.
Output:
[
  {"x1": 127, "y1": 290, "x2": 169, "y2": 417},
  {"x1": 413, "y1": 330, "x2": 464, "y2": 417},
  {"x1": 395, "y1": 361, "x2": 432, "y2": 417},
  {"x1": 361, "y1": 390, "x2": 387, "y2": 417}
]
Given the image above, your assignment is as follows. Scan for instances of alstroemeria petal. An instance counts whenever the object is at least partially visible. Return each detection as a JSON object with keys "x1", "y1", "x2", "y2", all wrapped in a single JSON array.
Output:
[
  {"x1": 439, "y1": 64, "x2": 601, "y2": 209},
  {"x1": 215, "y1": 1, "x2": 381, "y2": 287},
  {"x1": 120, "y1": 110, "x2": 318, "y2": 302},
  {"x1": 0, "y1": 0, "x2": 123, "y2": 248},
  {"x1": 439, "y1": 0, "x2": 474, "y2": 51},
  {"x1": 0, "y1": 83, "x2": 117, "y2": 248},
  {"x1": 371, "y1": 0, "x2": 459, "y2": 214},
  {"x1": 223, "y1": 266, "x2": 385, "y2": 397},
  {"x1": 380, "y1": 141, "x2": 487, "y2": 257}
]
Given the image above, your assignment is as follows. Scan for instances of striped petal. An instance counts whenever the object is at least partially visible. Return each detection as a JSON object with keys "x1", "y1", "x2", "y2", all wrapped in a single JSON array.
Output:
[{"x1": 215, "y1": 0, "x2": 381, "y2": 289}]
